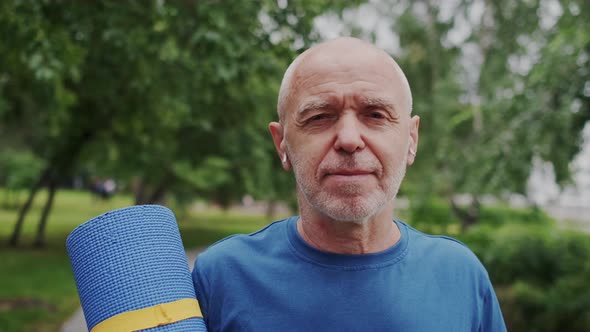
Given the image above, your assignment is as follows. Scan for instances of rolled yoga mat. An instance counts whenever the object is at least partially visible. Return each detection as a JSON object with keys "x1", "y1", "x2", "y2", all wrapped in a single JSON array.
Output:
[{"x1": 66, "y1": 205, "x2": 207, "y2": 331}]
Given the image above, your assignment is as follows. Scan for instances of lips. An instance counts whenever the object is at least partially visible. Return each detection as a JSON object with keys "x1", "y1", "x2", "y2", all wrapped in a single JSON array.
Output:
[
  {"x1": 328, "y1": 169, "x2": 373, "y2": 176},
  {"x1": 322, "y1": 169, "x2": 375, "y2": 180},
  {"x1": 319, "y1": 159, "x2": 380, "y2": 179}
]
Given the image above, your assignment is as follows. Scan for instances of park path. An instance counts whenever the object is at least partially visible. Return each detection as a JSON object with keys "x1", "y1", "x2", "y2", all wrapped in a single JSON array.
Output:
[{"x1": 60, "y1": 247, "x2": 205, "y2": 332}]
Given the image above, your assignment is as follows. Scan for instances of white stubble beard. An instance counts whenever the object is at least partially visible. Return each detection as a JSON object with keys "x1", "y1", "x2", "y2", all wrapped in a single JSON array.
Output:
[{"x1": 289, "y1": 145, "x2": 408, "y2": 224}]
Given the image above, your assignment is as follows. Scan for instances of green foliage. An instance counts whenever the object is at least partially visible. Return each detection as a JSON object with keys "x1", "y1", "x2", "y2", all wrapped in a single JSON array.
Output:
[
  {"x1": 465, "y1": 225, "x2": 589, "y2": 285},
  {"x1": 478, "y1": 226, "x2": 561, "y2": 284},
  {"x1": 172, "y1": 157, "x2": 232, "y2": 192},
  {"x1": 395, "y1": 0, "x2": 590, "y2": 199},
  {"x1": 0, "y1": 149, "x2": 45, "y2": 190},
  {"x1": 479, "y1": 205, "x2": 554, "y2": 227},
  {"x1": 0, "y1": 0, "x2": 363, "y2": 244},
  {"x1": 408, "y1": 197, "x2": 553, "y2": 233},
  {"x1": 408, "y1": 197, "x2": 458, "y2": 232},
  {"x1": 460, "y1": 224, "x2": 590, "y2": 332}
]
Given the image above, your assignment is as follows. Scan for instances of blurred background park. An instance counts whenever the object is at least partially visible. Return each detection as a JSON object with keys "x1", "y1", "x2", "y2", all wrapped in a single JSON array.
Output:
[{"x1": 0, "y1": 0, "x2": 589, "y2": 331}]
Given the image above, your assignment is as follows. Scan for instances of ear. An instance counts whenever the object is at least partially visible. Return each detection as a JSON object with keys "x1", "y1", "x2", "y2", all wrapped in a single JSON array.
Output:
[
  {"x1": 269, "y1": 121, "x2": 291, "y2": 171},
  {"x1": 406, "y1": 115, "x2": 420, "y2": 166}
]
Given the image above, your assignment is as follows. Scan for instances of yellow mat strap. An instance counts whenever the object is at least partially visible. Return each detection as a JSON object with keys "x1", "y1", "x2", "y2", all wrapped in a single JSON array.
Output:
[{"x1": 91, "y1": 298, "x2": 202, "y2": 332}]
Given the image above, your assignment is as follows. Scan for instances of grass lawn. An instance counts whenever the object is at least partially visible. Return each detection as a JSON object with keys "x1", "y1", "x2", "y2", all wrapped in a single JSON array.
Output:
[{"x1": 0, "y1": 189, "x2": 276, "y2": 332}]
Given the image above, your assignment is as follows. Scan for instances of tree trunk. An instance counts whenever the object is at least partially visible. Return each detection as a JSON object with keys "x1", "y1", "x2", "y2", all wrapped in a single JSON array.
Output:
[
  {"x1": 265, "y1": 200, "x2": 277, "y2": 219},
  {"x1": 33, "y1": 178, "x2": 57, "y2": 248},
  {"x1": 133, "y1": 177, "x2": 148, "y2": 205},
  {"x1": 450, "y1": 196, "x2": 481, "y2": 232},
  {"x1": 133, "y1": 179, "x2": 168, "y2": 205},
  {"x1": 8, "y1": 105, "x2": 106, "y2": 246},
  {"x1": 147, "y1": 180, "x2": 168, "y2": 205},
  {"x1": 9, "y1": 126, "x2": 94, "y2": 247},
  {"x1": 8, "y1": 169, "x2": 49, "y2": 247},
  {"x1": 2, "y1": 189, "x2": 7, "y2": 208}
]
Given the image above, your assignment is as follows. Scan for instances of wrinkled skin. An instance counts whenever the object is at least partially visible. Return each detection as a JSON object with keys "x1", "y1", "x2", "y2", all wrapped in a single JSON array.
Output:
[{"x1": 270, "y1": 37, "x2": 419, "y2": 253}]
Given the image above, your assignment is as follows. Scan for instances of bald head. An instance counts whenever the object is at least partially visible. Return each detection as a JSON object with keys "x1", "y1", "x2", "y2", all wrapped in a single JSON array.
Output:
[{"x1": 277, "y1": 37, "x2": 413, "y2": 123}]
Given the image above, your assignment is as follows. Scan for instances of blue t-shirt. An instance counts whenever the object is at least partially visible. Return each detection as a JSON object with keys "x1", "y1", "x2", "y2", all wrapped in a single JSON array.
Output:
[{"x1": 192, "y1": 217, "x2": 506, "y2": 331}]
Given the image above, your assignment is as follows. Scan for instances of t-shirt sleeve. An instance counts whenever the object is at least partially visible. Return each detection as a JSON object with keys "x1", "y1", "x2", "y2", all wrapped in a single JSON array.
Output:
[
  {"x1": 480, "y1": 278, "x2": 507, "y2": 332},
  {"x1": 192, "y1": 256, "x2": 210, "y2": 328}
]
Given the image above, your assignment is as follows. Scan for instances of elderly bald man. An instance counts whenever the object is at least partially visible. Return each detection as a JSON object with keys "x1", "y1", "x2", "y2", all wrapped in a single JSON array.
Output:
[{"x1": 192, "y1": 37, "x2": 507, "y2": 332}]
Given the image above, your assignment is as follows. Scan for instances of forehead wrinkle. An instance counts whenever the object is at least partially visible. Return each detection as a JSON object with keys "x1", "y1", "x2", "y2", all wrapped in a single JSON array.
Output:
[{"x1": 279, "y1": 38, "x2": 414, "y2": 124}]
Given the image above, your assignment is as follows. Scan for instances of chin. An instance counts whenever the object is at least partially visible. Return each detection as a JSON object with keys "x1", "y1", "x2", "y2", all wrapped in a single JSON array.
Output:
[
  {"x1": 298, "y1": 180, "x2": 401, "y2": 223},
  {"x1": 315, "y1": 196, "x2": 385, "y2": 224}
]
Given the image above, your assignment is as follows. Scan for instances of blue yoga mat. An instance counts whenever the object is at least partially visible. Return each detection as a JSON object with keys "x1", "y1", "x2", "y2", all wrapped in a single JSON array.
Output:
[{"x1": 66, "y1": 205, "x2": 207, "y2": 331}]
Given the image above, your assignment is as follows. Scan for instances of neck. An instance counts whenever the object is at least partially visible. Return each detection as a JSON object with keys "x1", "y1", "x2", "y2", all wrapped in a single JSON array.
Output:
[{"x1": 297, "y1": 200, "x2": 400, "y2": 255}]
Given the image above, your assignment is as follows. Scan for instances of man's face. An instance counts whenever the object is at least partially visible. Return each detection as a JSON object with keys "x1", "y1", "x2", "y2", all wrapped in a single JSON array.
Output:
[{"x1": 272, "y1": 46, "x2": 419, "y2": 223}]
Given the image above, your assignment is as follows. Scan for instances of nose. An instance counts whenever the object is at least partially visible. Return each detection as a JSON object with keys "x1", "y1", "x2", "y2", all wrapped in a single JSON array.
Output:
[{"x1": 333, "y1": 113, "x2": 366, "y2": 153}]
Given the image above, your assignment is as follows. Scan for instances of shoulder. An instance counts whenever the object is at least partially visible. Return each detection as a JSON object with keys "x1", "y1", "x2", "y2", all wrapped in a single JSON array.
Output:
[
  {"x1": 400, "y1": 221, "x2": 489, "y2": 276},
  {"x1": 194, "y1": 217, "x2": 292, "y2": 272}
]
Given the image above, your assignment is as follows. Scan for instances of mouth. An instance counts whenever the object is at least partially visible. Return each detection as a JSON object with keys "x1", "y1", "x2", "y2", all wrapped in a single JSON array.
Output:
[{"x1": 324, "y1": 169, "x2": 374, "y2": 178}]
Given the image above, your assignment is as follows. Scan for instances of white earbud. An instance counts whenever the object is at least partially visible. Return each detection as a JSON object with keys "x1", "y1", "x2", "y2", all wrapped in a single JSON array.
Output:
[
  {"x1": 409, "y1": 148, "x2": 416, "y2": 156},
  {"x1": 282, "y1": 153, "x2": 288, "y2": 163}
]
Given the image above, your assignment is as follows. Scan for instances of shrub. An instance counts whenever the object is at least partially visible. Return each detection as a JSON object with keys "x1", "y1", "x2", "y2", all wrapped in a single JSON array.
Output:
[
  {"x1": 479, "y1": 205, "x2": 554, "y2": 227},
  {"x1": 408, "y1": 197, "x2": 458, "y2": 233},
  {"x1": 408, "y1": 197, "x2": 554, "y2": 235},
  {"x1": 461, "y1": 224, "x2": 590, "y2": 332}
]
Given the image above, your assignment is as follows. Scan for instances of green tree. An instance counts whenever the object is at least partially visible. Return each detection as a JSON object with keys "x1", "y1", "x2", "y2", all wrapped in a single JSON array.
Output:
[
  {"x1": 0, "y1": 0, "x2": 361, "y2": 247},
  {"x1": 384, "y1": 0, "x2": 590, "y2": 229}
]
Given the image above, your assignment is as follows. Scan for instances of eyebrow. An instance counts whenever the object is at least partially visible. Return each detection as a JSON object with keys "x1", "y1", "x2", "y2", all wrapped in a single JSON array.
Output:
[
  {"x1": 360, "y1": 97, "x2": 398, "y2": 117},
  {"x1": 296, "y1": 96, "x2": 400, "y2": 118},
  {"x1": 297, "y1": 99, "x2": 334, "y2": 117}
]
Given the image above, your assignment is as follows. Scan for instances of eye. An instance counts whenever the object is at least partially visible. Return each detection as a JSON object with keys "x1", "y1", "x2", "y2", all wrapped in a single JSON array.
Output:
[
  {"x1": 309, "y1": 113, "x2": 330, "y2": 121},
  {"x1": 365, "y1": 110, "x2": 389, "y2": 120},
  {"x1": 368, "y1": 112, "x2": 385, "y2": 119}
]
